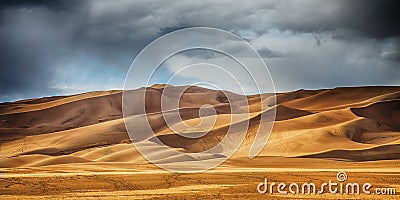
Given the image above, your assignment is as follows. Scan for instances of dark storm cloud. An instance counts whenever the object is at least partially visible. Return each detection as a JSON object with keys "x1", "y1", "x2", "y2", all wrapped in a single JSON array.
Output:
[
  {"x1": 0, "y1": 0, "x2": 399, "y2": 101},
  {"x1": 257, "y1": 47, "x2": 286, "y2": 58},
  {"x1": 0, "y1": 4, "x2": 68, "y2": 101},
  {"x1": 0, "y1": 0, "x2": 71, "y2": 10},
  {"x1": 0, "y1": 0, "x2": 160, "y2": 101},
  {"x1": 381, "y1": 51, "x2": 400, "y2": 62},
  {"x1": 265, "y1": 0, "x2": 400, "y2": 39},
  {"x1": 341, "y1": 0, "x2": 400, "y2": 38}
]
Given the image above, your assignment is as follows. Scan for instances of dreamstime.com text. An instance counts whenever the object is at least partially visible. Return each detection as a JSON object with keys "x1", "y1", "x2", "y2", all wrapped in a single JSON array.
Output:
[{"x1": 257, "y1": 172, "x2": 396, "y2": 195}]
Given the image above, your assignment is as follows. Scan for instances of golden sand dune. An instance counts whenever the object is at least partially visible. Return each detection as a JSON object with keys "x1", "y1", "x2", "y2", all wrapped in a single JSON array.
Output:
[
  {"x1": 351, "y1": 100, "x2": 400, "y2": 131},
  {"x1": 1, "y1": 86, "x2": 400, "y2": 199},
  {"x1": 282, "y1": 86, "x2": 400, "y2": 111},
  {"x1": 0, "y1": 90, "x2": 123, "y2": 115},
  {"x1": 1, "y1": 85, "x2": 399, "y2": 168}
]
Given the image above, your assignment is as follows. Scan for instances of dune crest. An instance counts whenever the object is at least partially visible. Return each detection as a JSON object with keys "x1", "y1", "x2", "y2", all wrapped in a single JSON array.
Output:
[{"x1": 1, "y1": 85, "x2": 399, "y2": 168}]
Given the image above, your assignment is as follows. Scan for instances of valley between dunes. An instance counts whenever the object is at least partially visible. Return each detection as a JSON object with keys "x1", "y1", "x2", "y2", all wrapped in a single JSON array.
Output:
[{"x1": 1, "y1": 85, "x2": 399, "y2": 199}]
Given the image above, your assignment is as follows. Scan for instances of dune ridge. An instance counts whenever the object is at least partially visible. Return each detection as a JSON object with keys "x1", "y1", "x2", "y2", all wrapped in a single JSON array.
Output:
[{"x1": 1, "y1": 85, "x2": 399, "y2": 168}]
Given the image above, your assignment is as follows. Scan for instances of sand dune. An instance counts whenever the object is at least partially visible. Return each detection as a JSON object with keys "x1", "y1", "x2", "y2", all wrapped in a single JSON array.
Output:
[
  {"x1": 0, "y1": 90, "x2": 122, "y2": 115},
  {"x1": 1, "y1": 85, "x2": 399, "y2": 169},
  {"x1": 282, "y1": 86, "x2": 400, "y2": 111},
  {"x1": 1, "y1": 85, "x2": 400, "y2": 199},
  {"x1": 300, "y1": 144, "x2": 400, "y2": 161},
  {"x1": 351, "y1": 100, "x2": 400, "y2": 131}
]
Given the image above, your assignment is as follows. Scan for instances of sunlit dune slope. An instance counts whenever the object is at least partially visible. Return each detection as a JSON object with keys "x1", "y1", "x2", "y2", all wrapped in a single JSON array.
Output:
[{"x1": 0, "y1": 85, "x2": 399, "y2": 168}]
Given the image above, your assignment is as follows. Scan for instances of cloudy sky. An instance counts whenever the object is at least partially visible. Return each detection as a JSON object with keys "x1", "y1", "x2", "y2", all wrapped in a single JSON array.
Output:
[{"x1": 1, "y1": 0, "x2": 399, "y2": 101}]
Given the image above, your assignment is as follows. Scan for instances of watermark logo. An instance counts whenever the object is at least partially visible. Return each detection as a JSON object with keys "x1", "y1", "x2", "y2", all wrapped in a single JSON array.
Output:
[
  {"x1": 336, "y1": 171, "x2": 347, "y2": 182},
  {"x1": 123, "y1": 27, "x2": 276, "y2": 172},
  {"x1": 257, "y1": 171, "x2": 396, "y2": 195}
]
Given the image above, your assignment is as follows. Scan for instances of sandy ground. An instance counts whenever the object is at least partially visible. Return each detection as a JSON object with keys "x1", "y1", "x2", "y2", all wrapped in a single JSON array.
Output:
[{"x1": 1, "y1": 157, "x2": 399, "y2": 199}]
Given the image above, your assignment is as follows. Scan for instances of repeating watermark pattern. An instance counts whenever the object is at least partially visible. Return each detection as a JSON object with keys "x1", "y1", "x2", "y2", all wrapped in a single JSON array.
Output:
[
  {"x1": 123, "y1": 27, "x2": 276, "y2": 172},
  {"x1": 257, "y1": 172, "x2": 396, "y2": 195}
]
